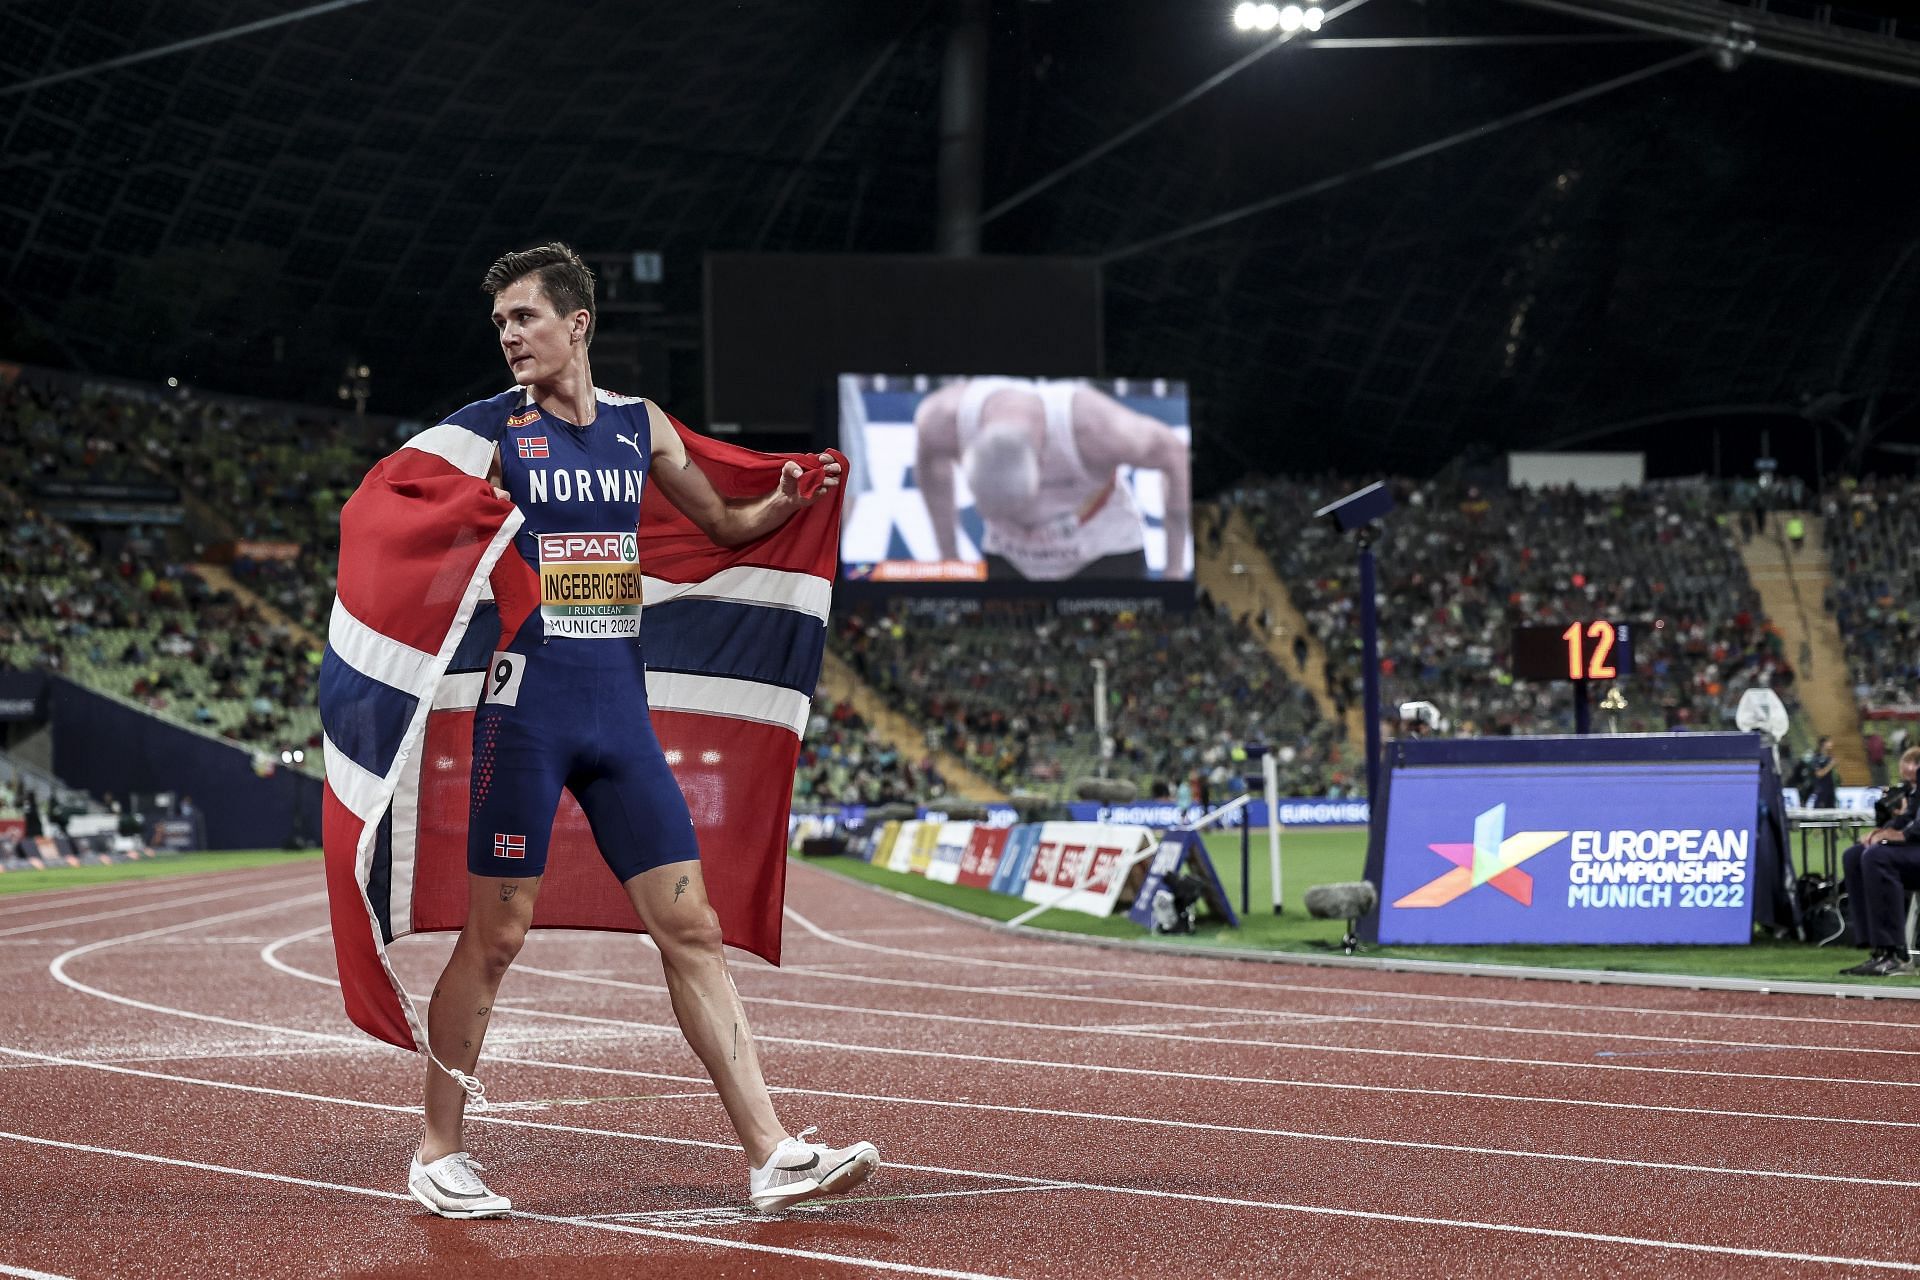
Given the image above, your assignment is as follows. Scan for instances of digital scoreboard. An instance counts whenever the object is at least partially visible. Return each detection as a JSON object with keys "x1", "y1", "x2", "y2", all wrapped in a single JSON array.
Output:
[{"x1": 1511, "y1": 620, "x2": 1635, "y2": 682}]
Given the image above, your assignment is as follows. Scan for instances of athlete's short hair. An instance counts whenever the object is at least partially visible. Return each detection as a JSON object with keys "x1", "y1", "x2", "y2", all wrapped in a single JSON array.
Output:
[{"x1": 482, "y1": 242, "x2": 596, "y2": 345}]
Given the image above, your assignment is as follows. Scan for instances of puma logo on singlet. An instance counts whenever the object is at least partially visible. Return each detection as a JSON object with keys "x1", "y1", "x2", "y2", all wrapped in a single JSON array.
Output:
[{"x1": 614, "y1": 433, "x2": 645, "y2": 458}]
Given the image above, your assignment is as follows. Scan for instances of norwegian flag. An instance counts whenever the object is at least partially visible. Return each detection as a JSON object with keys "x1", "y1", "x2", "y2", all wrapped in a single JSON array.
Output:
[
  {"x1": 516, "y1": 435, "x2": 549, "y2": 460},
  {"x1": 320, "y1": 391, "x2": 842, "y2": 1052},
  {"x1": 493, "y1": 833, "x2": 526, "y2": 860}
]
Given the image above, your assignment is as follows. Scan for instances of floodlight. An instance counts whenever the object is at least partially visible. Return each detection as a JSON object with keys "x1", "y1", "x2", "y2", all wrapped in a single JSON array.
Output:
[
  {"x1": 1254, "y1": 3, "x2": 1279, "y2": 30},
  {"x1": 280, "y1": 750, "x2": 293, "y2": 765},
  {"x1": 1279, "y1": 5, "x2": 1303, "y2": 31},
  {"x1": 1233, "y1": 2, "x2": 1257, "y2": 30},
  {"x1": 1302, "y1": 7, "x2": 1323, "y2": 30}
]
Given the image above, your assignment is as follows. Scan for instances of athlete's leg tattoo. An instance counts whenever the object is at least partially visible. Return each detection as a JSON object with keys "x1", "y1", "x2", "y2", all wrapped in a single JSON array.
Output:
[{"x1": 625, "y1": 861, "x2": 786, "y2": 1165}]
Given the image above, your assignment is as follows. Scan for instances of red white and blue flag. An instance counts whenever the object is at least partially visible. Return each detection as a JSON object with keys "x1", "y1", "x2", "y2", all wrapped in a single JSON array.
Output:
[
  {"x1": 516, "y1": 435, "x2": 548, "y2": 460},
  {"x1": 320, "y1": 397, "x2": 842, "y2": 1052}
]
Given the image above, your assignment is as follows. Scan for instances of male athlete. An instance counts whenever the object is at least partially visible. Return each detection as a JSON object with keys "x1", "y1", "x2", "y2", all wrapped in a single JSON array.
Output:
[
  {"x1": 407, "y1": 242, "x2": 876, "y2": 1218},
  {"x1": 913, "y1": 376, "x2": 1192, "y2": 581}
]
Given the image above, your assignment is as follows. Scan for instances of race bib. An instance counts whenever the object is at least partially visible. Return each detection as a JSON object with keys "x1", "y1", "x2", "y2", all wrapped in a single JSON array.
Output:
[
  {"x1": 536, "y1": 530, "x2": 642, "y2": 639},
  {"x1": 484, "y1": 651, "x2": 526, "y2": 706}
]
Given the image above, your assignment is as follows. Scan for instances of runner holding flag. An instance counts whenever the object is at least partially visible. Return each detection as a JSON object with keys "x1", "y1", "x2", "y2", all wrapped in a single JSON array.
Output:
[{"x1": 321, "y1": 242, "x2": 876, "y2": 1219}]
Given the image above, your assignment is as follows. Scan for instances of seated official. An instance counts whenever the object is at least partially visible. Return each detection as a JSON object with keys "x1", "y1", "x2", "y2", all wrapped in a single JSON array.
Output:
[{"x1": 1840, "y1": 746, "x2": 1920, "y2": 977}]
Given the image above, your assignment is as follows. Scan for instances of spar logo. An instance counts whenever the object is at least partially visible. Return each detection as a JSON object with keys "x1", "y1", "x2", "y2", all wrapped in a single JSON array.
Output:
[
  {"x1": 538, "y1": 532, "x2": 637, "y2": 563},
  {"x1": 1393, "y1": 803, "x2": 1568, "y2": 909}
]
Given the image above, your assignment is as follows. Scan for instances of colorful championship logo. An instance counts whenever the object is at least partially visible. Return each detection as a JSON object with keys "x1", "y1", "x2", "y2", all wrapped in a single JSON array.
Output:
[
  {"x1": 507, "y1": 409, "x2": 542, "y2": 428},
  {"x1": 493, "y1": 833, "x2": 527, "y2": 859},
  {"x1": 536, "y1": 530, "x2": 642, "y2": 639},
  {"x1": 517, "y1": 435, "x2": 550, "y2": 459},
  {"x1": 1392, "y1": 803, "x2": 1568, "y2": 909}
]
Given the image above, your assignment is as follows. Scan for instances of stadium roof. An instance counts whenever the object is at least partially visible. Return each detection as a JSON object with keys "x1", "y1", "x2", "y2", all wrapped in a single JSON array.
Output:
[{"x1": 3, "y1": 0, "x2": 1918, "y2": 483}]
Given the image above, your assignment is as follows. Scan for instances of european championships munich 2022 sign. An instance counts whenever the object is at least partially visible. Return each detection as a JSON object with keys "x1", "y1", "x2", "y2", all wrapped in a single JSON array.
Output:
[{"x1": 1374, "y1": 743, "x2": 1763, "y2": 946}]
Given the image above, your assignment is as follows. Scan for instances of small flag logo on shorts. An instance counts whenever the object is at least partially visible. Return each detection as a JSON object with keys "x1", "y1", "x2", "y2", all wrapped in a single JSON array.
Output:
[
  {"x1": 517, "y1": 436, "x2": 549, "y2": 460},
  {"x1": 494, "y1": 833, "x2": 527, "y2": 859}
]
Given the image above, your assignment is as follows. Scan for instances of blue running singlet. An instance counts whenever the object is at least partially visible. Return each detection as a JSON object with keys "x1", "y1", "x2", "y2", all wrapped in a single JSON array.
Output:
[{"x1": 442, "y1": 386, "x2": 700, "y2": 882}]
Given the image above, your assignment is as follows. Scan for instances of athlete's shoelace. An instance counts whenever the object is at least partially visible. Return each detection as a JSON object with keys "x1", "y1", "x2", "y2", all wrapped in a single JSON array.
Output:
[
  {"x1": 762, "y1": 1127, "x2": 826, "y2": 1187},
  {"x1": 433, "y1": 1154, "x2": 491, "y2": 1196}
]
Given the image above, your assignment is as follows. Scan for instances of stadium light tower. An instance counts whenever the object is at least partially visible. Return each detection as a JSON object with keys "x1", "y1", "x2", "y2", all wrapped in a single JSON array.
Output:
[{"x1": 1313, "y1": 482, "x2": 1396, "y2": 806}]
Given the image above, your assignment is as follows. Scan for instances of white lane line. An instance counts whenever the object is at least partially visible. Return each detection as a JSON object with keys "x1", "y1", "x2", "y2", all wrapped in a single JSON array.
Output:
[
  {"x1": 784, "y1": 885, "x2": 1920, "y2": 1033},
  {"x1": 51, "y1": 894, "x2": 357, "y2": 1049},
  {"x1": 0, "y1": 1264, "x2": 77, "y2": 1280},
  {"x1": 588, "y1": 1183, "x2": 1077, "y2": 1223},
  {"x1": 798, "y1": 1184, "x2": 1080, "y2": 1209},
  {"x1": 1092, "y1": 1018, "x2": 1331, "y2": 1033},
  {"x1": 168, "y1": 924, "x2": 1920, "y2": 1205},
  {"x1": 501, "y1": 961, "x2": 1920, "y2": 1095},
  {"x1": 37, "y1": 885, "x2": 1920, "y2": 1266},
  {"x1": 252, "y1": 923, "x2": 1920, "y2": 1134},
  {"x1": 538, "y1": 955, "x2": 1920, "y2": 1063},
  {"x1": 490, "y1": 1041, "x2": 1920, "y2": 1134},
  {"x1": 0, "y1": 863, "x2": 306, "y2": 920},
  {"x1": 0, "y1": 1130, "x2": 1018, "y2": 1280},
  {"x1": 776, "y1": 955, "x2": 1920, "y2": 1057},
  {"x1": 252, "y1": 930, "x2": 1920, "y2": 1176},
  {"x1": 5, "y1": 1074, "x2": 1919, "y2": 1275},
  {"x1": 35, "y1": 893, "x2": 1920, "y2": 1261},
  {"x1": 0, "y1": 879, "x2": 313, "y2": 939}
]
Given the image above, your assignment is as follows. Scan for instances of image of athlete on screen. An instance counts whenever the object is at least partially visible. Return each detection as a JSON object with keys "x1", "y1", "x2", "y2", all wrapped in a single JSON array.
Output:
[{"x1": 913, "y1": 376, "x2": 1192, "y2": 581}]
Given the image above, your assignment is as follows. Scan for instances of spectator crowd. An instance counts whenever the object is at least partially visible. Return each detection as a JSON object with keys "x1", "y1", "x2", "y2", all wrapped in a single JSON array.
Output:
[
  {"x1": 0, "y1": 378, "x2": 337, "y2": 753},
  {"x1": 1224, "y1": 475, "x2": 1797, "y2": 739},
  {"x1": 1824, "y1": 477, "x2": 1920, "y2": 715},
  {"x1": 833, "y1": 599, "x2": 1346, "y2": 800},
  {"x1": 0, "y1": 366, "x2": 1862, "y2": 811}
]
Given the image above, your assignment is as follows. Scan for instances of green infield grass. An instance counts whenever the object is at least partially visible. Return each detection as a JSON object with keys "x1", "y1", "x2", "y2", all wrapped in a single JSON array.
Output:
[
  {"x1": 810, "y1": 828, "x2": 1902, "y2": 988},
  {"x1": 0, "y1": 849, "x2": 321, "y2": 895}
]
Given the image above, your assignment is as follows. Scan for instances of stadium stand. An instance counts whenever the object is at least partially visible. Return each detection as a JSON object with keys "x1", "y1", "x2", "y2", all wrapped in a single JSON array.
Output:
[
  {"x1": 4, "y1": 369, "x2": 1346, "y2": 806},
  {"x1": 1229, "y1": 475, "x2": 1802, "y2": 740},
  {"x1": 796, "y1": 701, "x2": 948, "y2": 808},
  {"x1": 1819, "y1": 479, "x2": 1920, "y2": 782},
  {"x1": 831, "y1": 600, "x2": 1346, "y2": 800},
  {"x1": 0, "y1": 378, "x2": 329, "y2": 753},
  {"x1": 1825, "y1": 478, "x2": 1920, "y2": 713},
  {"x1": 0, "y1": 367, "x2": 1833, "y2": 808}
]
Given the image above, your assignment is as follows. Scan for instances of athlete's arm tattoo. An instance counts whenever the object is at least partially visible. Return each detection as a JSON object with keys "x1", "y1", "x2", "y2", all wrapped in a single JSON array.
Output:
[
  {"x1": 673, "y1": 874, "x2": 689, "y2": 902},
  {"x1": 731, "y1": 1020, "x2": 739, "y2": 1061}
]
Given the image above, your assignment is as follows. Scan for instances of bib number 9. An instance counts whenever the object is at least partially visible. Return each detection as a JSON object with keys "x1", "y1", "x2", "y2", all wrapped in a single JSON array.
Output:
[{"x1": 486, "y1": 651, "x2": 526, "y2": 707}]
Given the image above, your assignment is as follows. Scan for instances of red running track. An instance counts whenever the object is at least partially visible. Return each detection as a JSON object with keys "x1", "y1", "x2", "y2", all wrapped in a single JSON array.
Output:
[{"x1": 3, "y1": 859, "x2": 1920, "y2": 1277}]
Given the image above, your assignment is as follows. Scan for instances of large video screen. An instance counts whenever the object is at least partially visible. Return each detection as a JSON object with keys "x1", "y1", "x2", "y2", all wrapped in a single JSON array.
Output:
[{"x1": 836, "y1": 374, "x2": 1194, "y2": 586}]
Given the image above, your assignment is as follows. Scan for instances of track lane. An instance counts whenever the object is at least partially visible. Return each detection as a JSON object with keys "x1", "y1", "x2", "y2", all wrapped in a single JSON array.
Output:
[
  {"x1": 4, "y1": 1055, "x2": 1916, "y2": 1278},
  {"x1": 12, "y1": 861, "x2": 1920, "y2": 1275}
]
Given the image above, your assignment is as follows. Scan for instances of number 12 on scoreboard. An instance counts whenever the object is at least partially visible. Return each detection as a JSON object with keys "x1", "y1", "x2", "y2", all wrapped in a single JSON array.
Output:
[
  {"x1": 1560, "y1": 620, "x2": 1621, "y2": 681},
  {"x1": 1509, "y1": 621, "x2": 1635, "y2": 682},
  {"x1": 1551, "y1": 617, "x2": 1643, "y2": 679}
]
